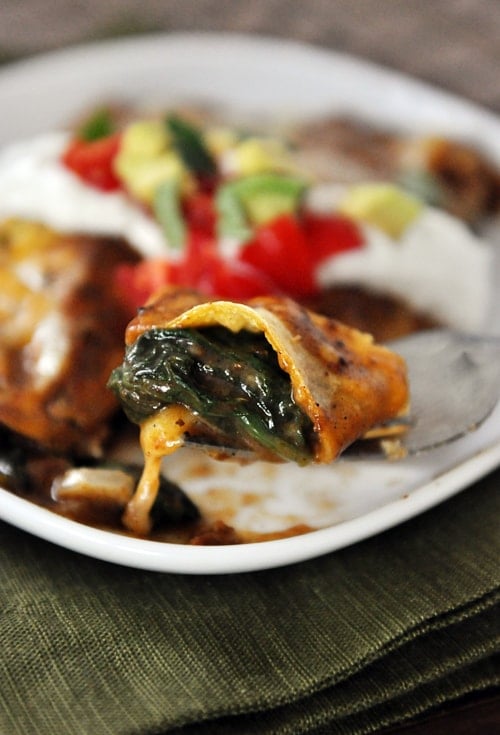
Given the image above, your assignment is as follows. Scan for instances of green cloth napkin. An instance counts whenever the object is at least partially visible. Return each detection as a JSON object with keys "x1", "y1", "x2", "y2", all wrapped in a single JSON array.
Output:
[{"x1": 1, "y1": 470, "x2": 499, "y2": 735}]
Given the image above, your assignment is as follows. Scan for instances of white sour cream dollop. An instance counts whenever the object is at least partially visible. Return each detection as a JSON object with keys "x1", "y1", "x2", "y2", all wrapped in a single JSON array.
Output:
[
  {"x1": 309, "y1": 184, "x2": 492, "y2": 330},
  {"x1": 0, "y1": 133, "x2": 170, "y2": 259}
]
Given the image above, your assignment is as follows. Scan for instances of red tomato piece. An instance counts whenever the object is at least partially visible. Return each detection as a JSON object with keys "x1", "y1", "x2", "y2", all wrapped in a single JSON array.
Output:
[
  {"x1": 114, "y1": 259, "x2": 171, "y2": 312},
  {"x1": 62, "y1": 133, "x2": 122, "y2": 191},
  {"x1": 207, "y1": 258, "x2": 280, "y2": 299},
  {"x1": 302, "y1": 212, "x2": 363, "y2": 264},
  {"x1": 182, "y1": 192, "x2": 217, "y2": 238},
  {"x1": 171, "y1": 228, "x2": 278, "y2": 298},
  {"x1": 170, "y1": 229, "x2": 218, "y2": 288},
  {"x1": 239, "y1": 214, "x2": 317, "y2": 298}
]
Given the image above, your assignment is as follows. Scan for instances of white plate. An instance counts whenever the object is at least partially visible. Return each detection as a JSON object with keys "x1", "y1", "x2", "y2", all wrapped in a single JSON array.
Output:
[{"x1": 0, "y1": 33, "x2": 499, "y2": 574}]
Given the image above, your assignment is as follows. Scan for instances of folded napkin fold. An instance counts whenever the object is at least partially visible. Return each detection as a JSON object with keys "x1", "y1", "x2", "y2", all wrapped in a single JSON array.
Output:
[{"x1": 1, "y1": 469, "x2": 498, "y2": 735}]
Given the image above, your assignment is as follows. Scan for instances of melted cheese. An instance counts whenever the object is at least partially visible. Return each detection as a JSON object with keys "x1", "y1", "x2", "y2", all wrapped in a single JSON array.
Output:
[{"x1": 122, "y1": 404, "x2": 194, "y2": 535}]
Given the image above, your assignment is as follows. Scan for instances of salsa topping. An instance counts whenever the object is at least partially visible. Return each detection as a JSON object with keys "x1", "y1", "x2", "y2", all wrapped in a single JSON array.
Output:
[{"x1": 60, "y1": 112, "x2": 366, "y2": 307}]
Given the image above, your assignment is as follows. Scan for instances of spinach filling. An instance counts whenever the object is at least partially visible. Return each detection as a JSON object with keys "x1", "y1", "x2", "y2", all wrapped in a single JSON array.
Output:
[{"x1": 109, "y1": 327, "x2": 315, "y2": 463}]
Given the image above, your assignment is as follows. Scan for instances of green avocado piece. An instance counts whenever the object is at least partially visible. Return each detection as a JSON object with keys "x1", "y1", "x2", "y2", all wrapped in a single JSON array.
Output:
[
  {"x1": 216, "y1": 173, "x2": 307, "y2": 240},
  {"x1": 339, "y1": 183, "x2": 423, "y2": 239}
]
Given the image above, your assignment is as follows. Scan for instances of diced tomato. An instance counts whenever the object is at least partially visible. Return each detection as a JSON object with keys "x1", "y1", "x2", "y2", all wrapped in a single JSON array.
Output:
[
  {"x1": 206, "y1": 258, "x2": 280, "y2": 299},
  {"x1": 171, "y1": 228, "x2": 278, "y2": 298},
  {"x1": 182, "y1": 192, "x2": 217, "y2": 238},
  {"x1": 114, "y1": 230, "x2": 218, "y2": 306},
  {"x1": 302, "y1": 212, "x2": 363, "y2": 264},
  {"x1": 169, "y1": 229, "x2": 218, "y2": 287},
  {"x1": 115, "y1": 232, "x2": 278, "y2": 310},
  {"x1": 196, "y1": 172, "x2": 221, "y2": 195},
  {"x1": 113, "y1": 210, "x2": 364, "y2": 313},
  {"x1": 239, "y1": 214, "x2": 317, "y2": 298},
  {"x1": 114, "y1": 259, "x2": 171, "y2": 312},
  {"x1": 62, "y1": 133, "x2": 122, "y2": 191}
]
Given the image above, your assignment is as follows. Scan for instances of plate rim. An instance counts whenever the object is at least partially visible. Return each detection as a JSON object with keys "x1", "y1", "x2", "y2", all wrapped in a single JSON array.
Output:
[
  {"x1": 1, "y1": 437, "x2": 500, "y2": 574},
  {"x1": 1, "y1": 31, "x2": 500, "y2": 152},
  {"x1": 0, "y1": 30, "x2": 498, "y2": 111}
]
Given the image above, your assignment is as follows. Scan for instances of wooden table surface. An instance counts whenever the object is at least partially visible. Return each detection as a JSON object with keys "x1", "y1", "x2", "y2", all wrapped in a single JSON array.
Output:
[{"x1": 0, "y1": 1, "x2": 498, "y2": 733}]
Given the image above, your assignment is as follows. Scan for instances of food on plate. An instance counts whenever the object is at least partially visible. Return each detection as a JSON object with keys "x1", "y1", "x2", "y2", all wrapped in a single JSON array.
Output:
[
  {"x1": 66, "y1": 111, "x2": 496, "y2": 338},
  {"x1": 109, "y1": 286, "x2": 409, "y2": 535},
  {"x1": 0, "y1": 110, "x2": 493, "y2": 343},
  {"x1": 0, "y1": 424, "x2": 200, "y2": 532},
  {"x1": 0, "y1": 216, "x2": 203, "y2": 534},
  {"x1": 0, "y1": 106, "x2": 496, "y2": 542},
  {"x1": 291, "y1": 116, "x2": 500, "y2": 225},
  {"x1": 0, "y1": 219, "x2": 138, "y2": 454}
]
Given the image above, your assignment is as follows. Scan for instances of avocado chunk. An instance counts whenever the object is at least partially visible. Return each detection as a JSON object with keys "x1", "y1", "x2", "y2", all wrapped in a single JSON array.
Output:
[
  {"x1": 339, "y1": 183, "x2": 423, "y2": 238},
  {"x1": 216, "y1": 173, "x2": 307, "y2": 240}
]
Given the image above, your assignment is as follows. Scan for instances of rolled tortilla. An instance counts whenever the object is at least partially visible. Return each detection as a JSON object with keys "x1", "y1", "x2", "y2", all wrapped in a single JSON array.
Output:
[{"x1": 112, "y1": 287, "x2": 409, "y2": 534}]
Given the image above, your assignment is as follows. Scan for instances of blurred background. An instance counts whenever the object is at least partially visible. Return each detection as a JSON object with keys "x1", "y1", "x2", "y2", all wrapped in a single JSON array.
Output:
[{"x1": 0, "y1": 0, "x2": 499, "y2": 112}]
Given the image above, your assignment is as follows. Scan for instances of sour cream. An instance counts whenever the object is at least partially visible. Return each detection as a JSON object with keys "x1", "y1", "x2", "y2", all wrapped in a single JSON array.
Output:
[
  {"x1": 0, "y1": 133, "x2": 493, "y2": 330},
  {"x1": 309, "y1": 185, "x2": 493, "y2": 330},
  {"x1": 0, "y1": 133, "x2": 169, "y2": 259}
]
